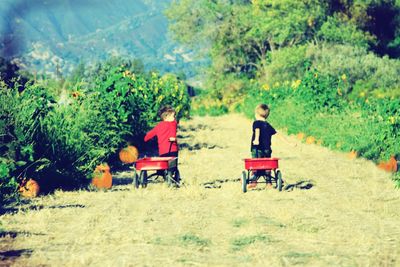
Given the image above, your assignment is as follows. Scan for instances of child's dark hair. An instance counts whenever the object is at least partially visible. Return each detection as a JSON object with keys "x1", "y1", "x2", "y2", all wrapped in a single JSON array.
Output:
[
  {"x1": 158, "y1": 105, "x2": 176, "y2": 120},
  {"x1": 255, "y1": 104, "x2": 270, "y2": 118}
]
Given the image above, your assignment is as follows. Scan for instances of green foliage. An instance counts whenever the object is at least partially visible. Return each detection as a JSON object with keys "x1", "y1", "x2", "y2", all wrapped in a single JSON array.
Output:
[
  {"x1": 306, "y1": 43, "x2": 400, "y2": 98},
  {"x1": 240, "y1": 69, "x2": 400, "y2": 163},
  {"x1": 0, "y1": 80, "x2": 55, "y2": 205},
  {"x1": 264, "y1": 45, "x2": 308, "y2": 84},
  {"x1": 318, "y1": 15, "x2": 374, "y2": 48},
  {"x1": 0, "y1": 59, "x2": 191, "y2": 204},
  {"x1": 167, "y1": 0, "x2": 400, "y2": 98}
]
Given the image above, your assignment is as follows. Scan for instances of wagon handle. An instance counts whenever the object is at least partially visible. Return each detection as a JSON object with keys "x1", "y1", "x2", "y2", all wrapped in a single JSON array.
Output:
[{"x1": 168, "y1": 138, "x2": 176, "y2": 154}]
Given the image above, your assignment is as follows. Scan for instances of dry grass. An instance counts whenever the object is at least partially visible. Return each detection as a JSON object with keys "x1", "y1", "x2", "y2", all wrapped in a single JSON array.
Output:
[{"x1": 1, "y1": 114, "x2": 400, "y2": 266}]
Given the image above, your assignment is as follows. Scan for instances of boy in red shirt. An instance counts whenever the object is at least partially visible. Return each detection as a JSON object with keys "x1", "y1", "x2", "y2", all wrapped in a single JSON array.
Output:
[{"x1": 144, "y1": 106, "x2": 178, "y2": 157}]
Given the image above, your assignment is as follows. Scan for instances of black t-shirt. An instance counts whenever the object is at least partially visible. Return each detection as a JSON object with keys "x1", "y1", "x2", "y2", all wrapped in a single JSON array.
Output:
[{"x1": 251, "y1": 120, "x2": 277, "y2": 150}]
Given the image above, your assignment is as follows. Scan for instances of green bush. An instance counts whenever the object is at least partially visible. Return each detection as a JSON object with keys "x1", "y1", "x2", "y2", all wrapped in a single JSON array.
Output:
[
  {"x1": 317, "y1": 15, "x2": 374, "y2": 49},
  {"x1": 1, "y1": 60, "x2": 191, "y2": 204},
  {"x1": 306, "y1": 43, "x2": 400, "y2": 98},
  {"x1": 240, "y1": 69, "x2": 400, "y2": 163},
  {"x1": 0, "y1": 80, "x2": 54, "y2": 204},
  {"x1": 264, "y1": 45, "x2": 308, "y2": 84}
]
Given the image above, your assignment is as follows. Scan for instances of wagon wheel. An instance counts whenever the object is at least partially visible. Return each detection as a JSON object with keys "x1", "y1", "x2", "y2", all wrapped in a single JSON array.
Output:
[
  {"x1": 173, "y1": 169, "x2": 181, "y2": 187},
  {"x1": 148, "y1": 172, "x2": 163, "y2": 183},
  {"x1": 241, "y1": 171, "x2": 247, "y2": 193},
  {"x1": 276, "y1": 170, "x2": 283, "y2": 192},
  {"x1": 140, "y1": 170, "x2": 148, "y2": 188},
  {"x1": 166, "y1": 169, "x2": 180, "y2": 187},
  {"x1": 133, "y1": 169, "x2": 140, "y2": 189}
]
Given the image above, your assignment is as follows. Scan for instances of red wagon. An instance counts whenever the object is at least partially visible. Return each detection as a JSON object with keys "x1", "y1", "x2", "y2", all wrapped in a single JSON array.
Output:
[
  {"x1": 241, "y1": 158, "x2": 283, "y2": 192},
  {"x1": 133, "y1": 157, "x2": 180, "y2": 188}
]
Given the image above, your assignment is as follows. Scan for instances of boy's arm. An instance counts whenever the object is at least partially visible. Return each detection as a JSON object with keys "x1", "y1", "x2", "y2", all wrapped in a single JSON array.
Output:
[
  {"x1": 144, "y1": 126, "x2": 157, "y2": 142},
  {"x1": 275, "y1": 132, "x2": 297, "y2": 147},
  {"x1": 253, "y1": 128, "x2": 260, "y2": 145}
]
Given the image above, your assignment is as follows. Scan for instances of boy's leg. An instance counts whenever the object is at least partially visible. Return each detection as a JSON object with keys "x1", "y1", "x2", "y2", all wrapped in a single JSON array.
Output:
[
  {"x1": 261, "y1": 149, "x2": 273, "y2": 187},
  {"x1": 249, "y1": 149, "x2": 260, "y2": 187},
  {"x1": 259, "y1": 149, "x2": 272, "y2": 158},
  {"x1": 159, "y1": 152, "x2": 179, "y2": 180}
]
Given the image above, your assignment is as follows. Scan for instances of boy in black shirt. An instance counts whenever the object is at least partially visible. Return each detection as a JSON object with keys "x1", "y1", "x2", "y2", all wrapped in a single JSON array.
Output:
[
  {"x1": 251, "y1": 104, "x2": 276, "y2": 158},
  {"x1": 249, "y1": 104, "x2": 276, "y2": 188}
]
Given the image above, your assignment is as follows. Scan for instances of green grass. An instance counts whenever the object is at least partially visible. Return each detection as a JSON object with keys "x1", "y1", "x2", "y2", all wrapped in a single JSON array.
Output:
[
  {"x1": 178, "y1": 234, "x2": 210, "y2": 247},
  {"x1": 232, "y1": 218, "x2": 249, "y2": 228},
  {"x1": 231, "y1": 234, "x2": 272, "y2": 251},
  {"x1": 283, "y1": 252, "x2": 320, "y2": 265}
]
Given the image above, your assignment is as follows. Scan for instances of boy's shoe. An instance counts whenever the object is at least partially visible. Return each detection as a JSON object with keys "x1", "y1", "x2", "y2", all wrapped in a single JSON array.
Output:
[{"x1": 265, "y1": 183, "x2": 273, "y2": 189}]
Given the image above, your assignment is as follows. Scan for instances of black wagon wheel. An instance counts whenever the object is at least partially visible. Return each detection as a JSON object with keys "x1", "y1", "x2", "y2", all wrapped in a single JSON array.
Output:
[
  {"x1": 173, "y1": 169, "x2": 181, "y2": 187},
  {"x1": 133, "y1": 169, "x2": 140, "y2": 189},
  {"x1": 276, "y1": 170, "x2": 283, "y2": 192},
  {"x1": 166, "y1": 169, "x2": 179, "y2": 187},
  {"x1": 140, "y1": 170, "x2": 148, "y2": 188},
  {"x1": 241, "y1": 171, "x2": 247, "y2": 193}
]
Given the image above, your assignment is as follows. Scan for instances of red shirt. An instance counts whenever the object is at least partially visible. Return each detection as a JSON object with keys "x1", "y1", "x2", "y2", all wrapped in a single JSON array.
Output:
[{"x1": 144, "y1": 121, "x2": 178, "y2": 155}]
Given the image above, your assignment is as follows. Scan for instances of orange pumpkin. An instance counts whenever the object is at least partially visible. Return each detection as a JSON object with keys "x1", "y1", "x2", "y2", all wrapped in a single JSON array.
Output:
[
  {"x1": 377, "y1": 156, "x2": 398, "y2": 173},
  {"x1": 19, "y1": 178, "x2": 40, "y2": 198},
  {"x1": 305, "y1": 136, "x2": 315, "y2": 144},
  {"x1": 348, "y1": 150, "x2": 358, "y2": 160},
  {"x1": 388, "y1": 156, "x2": 398, "y2": 172},
  {"x1": 92, "y1": 163, "x2": 112, "y2": 189},
  {"x1": 297, "y1": 132, "x2": 305, "y2": 141},
  {"x1": 119, "y1": 145, "x2": 139, "y2": 164}
]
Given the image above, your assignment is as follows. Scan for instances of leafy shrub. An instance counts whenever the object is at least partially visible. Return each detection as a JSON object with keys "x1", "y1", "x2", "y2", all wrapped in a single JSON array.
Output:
[
  {"x1": 306, "y1": 43, "x2": 400, "y2": 98},
  {"x1": 240, "y1": 69, "x2": 400, "y2": 163},
  {"x1": 264, "y1": 45, "x2": 308, "y2": 84},
  {"x1": 1, "y1": 59, "x2": 191, "y2": 204},
  {"x1": 317, "y1": 15, "x2": 374, "y2": 48},
  {"x1": 0, "y1": 81, "x2": 54, "y2": 204}
]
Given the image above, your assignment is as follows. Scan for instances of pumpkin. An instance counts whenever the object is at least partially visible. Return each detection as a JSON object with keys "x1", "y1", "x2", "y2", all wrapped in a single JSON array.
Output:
[
  {"x1": 388, "y1": 156, "x2": 398, "y2": 172},
  {"x1": 119, "y1": 145, "x2": 139, "y2": 164},
  {"x1": 378, "y1": 156, "x2": 398, "y2": 173},
  {"x1": 92, "y1": 163, "x2": 112, "y2": 189},
  {"x1": 19, "y1": 178, "x2": 40, "y2": 198},
  {"x1": 305, "y1": 136, "x2": 315, "y2": 144},
  {"x1": 348, "y1": 150, "x2": 358, "y2": 160},
  {"x1": 297, "y1": 132, "x2": 305, "y2": 141}
]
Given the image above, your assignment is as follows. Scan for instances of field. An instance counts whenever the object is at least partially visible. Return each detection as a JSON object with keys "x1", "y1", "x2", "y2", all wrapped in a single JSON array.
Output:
[{"x1": 1, "y1": 114, "x2": 400, "y2": 266}]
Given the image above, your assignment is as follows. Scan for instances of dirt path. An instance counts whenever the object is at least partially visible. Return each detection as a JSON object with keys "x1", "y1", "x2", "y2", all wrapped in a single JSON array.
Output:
[{"x1": 1, "y1": 114, "x2": 400, "y2": 266}]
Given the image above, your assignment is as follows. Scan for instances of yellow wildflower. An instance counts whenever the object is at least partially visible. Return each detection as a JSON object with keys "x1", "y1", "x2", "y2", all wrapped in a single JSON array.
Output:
[
  {"x1": 341, "y1": 74, "x2": 347, "y2": 81},
  {"x1": 314, "y1": 73, "x2": 318, "y2": 78},
  {"x1": 291, "y1": 79, "x2": 301, "y2": 89},
  {"x1": 307, "y1": 17, "x2": 314, "y2": 27},
  {"x1": 337, "y1": 88, "x2": 342, "y2": 96},
  {"x1": 123, "y1": 70, "x2": 131, "y2": 77},
  {"x1": 389, "y1": 116, "x2": 395, "y2": 124},
  {"x1": 262, "y1": 84, "x2": 270, "y2": 91},
  {"x1": 359, "y1": 92, "x2": 366, "y2": 97}
]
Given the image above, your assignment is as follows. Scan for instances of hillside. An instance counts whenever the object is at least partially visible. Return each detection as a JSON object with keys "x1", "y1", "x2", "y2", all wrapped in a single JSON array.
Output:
[{"x1": 0, "y1": 0, "x2": 198, "y2": 76}]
